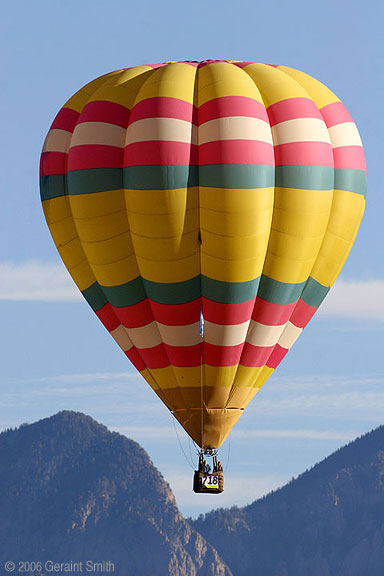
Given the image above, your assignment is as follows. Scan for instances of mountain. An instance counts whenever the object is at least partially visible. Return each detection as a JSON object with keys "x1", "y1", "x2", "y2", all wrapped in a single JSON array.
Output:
[
  {"x1": 2, "y1": 412, "x2": 384, "y2": 576},
  {"x1": 0, "y1": 411, "x2": 230, "y2": 576},
  {"x1": 192, "y1": 426, "x2": 384, "y2": 576}
]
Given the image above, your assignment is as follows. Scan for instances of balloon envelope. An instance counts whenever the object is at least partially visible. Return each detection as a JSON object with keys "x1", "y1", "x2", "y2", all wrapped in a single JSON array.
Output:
[{"x1": 40, "y1": 61, "x2": 366, "y2": 448}]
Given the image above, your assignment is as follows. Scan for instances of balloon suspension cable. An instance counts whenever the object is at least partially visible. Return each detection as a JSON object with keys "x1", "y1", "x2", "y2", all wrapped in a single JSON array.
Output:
[
  {"x1": 191, "y1": 437, "x2": 201, "y2": 456},
  {"x1": 200, "y1": 308, "x2": 204, "y2": 449},
  {"x1": 171, "y1": 413, "x2": 195, "y2": 470},
  {"x1": 188, "y1": 437, "x2": 195, "y2": 466},
  {"x1": 225, "y1": 433, "x2": 231, "y2": 472},
  {"x1": 188, "y1": 436, "x2": 200, "y2": 463}
]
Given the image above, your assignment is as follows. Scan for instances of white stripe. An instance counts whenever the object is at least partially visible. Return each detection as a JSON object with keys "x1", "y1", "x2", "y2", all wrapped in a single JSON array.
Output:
[
  {"x1": 327, "y1": 122, "x2": 363, "y2": 148},
  {"x1": 157, "y1": 322, "x2": 201, "y2": 347},
  {"x1": 126, "y1": 322, "x2": 162, "y2": 349},
  {"x1": 271, "y1": 118, "x2": 331, "y2": 145},
  {"x1": 204, "y1": 320, "x2": 249, "y2": 347},
  {"x1": 198, "y1": 117, "x2": 272, "y2": 145},
  {"x1": 126, "y1": 118, "x2": 197, "y2": 145},
  {"x1": 42, "y1": 129, "x2": 72, "y2": 153},
  {"x1": 110, "y1": 325, "x2": 134, "y2": 351},
  {"x1": 126, "y1": 321, "x2": 202, "y2": 349},
  {"x1": 278, "y1": 321, "x2": 303, "y2": 350},
  {"x1": 70, "y1": 122, "x2": 126, "y2": 148},
  {"x1": 246, "y1": 321, "x2": 286, "y2": 347}
]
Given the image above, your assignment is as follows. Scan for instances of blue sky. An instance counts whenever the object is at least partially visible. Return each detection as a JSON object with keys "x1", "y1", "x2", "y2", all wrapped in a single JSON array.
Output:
[{"x1": 0, "y1": 0, "x2": 383, "y2": 517}]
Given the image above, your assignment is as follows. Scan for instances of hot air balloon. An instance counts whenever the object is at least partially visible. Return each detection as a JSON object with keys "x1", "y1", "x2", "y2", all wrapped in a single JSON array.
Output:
[{"x1": 40, "y1": 61, "x2": 366, "y2": 493}]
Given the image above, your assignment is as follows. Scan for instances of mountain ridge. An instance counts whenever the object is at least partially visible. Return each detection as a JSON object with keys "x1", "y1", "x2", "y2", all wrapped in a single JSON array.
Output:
[
  {"x1": 192, "y1": 424, "x2": 384, "y2": 576},
  {"x1": 0, "y1": 411, "x2": 231, "y2": 576},
  {"x1": 2, "y1": 411, "x2": 384, "y2": 575}
]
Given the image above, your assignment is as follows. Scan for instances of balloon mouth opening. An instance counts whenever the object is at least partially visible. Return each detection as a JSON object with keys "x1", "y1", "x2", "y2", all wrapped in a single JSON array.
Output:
[{"x1": 172, "y1": 407, "x2": 243, "y2": 449}]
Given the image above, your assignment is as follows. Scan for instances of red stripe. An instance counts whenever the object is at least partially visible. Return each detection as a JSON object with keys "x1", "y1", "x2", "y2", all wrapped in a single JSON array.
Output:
[
  {"x1": 164, "y1": 343, "x2": 202, "y2": 367},
  {"x1": 204, "y1": 343, "x2": 243, "y2": 366},
  {"x1": 290, "y1": 298, "x2": 317, "y2": 328},
  {"x1": 125, "y1": 347, "x2": 146, "y2": 371},
  {"x1": 199, "y1": 140, "x2": 274, "y2": 165},
  {"x1": 233, "y1": 62, "x2": 253, "y2": 68},
  {"x1": 267, "y1": 98, "x2": 322, "y2": 126},
  {"x1": 202, "y1": 298, "x2": 255, "y2": 325},
  {"x1": 68, "y1": 145, "x2": 123, "y2": 170},
  {"x1": 113, "y1": 299, "x2": 201, "y2": 328},
  {"x1": 241, "y1": 343, "x2": 274, "y2": 367},
  {"x1": 96, "y1": 303, "x2": 120, "y2": 332},
  {"x1": 320, "y1": 101, "x2": 353, "y2": 128},
  {"x1": 137, "y1": 343, "x2": 203, "y2": 369},
  {"x1": 130, "y1": 97, "x2": 196, "y2": 123},
  {"x1": 198, "y1": 60, "x2": 228, "y2": 68},
  {"x1": 198, "y1": 96, "x2": 268, "y2": 125},
  {"x1": 266, "y1": 344, "x2": 288, "y2": 368},
  {"x1": 138, "y1": 343, "x2": 170, "y2": 369},
  {"x1": 79, "y1": 100, "x2": 130, "y2": 128},
  {"x1": 252, "y1": 297, "x2": 296, "y2": 325},
  {"x1": 51, "y1": 107, "x2": 80, "y2": 132},
  {"x1": 274, "y1": 141, "x2": 333, "y2": 167},
  {"x1": 333, "y1": 146, "x2": 366, "y2": 172},
  {"x1": 150, "y1": 299, "x2": 200, "y2": 326},
  {"x1": 98, "y1": 299, "x2": 201, "y2": 331},
  {"x1": 124, "y1": 141, "x2": 197, "y2": 166},
  {"x1": 40, "y1": 151, "x2": 67, "y2": 176},
  {"x1": 146, "y1": 63, "x2": 168, "y2": 69},
  {"x1": 113, "y1": 300, "x2": 154, "y2": 329}
]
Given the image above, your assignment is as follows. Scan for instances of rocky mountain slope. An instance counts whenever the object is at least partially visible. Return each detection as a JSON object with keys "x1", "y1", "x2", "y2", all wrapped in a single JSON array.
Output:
[
  {"x1": 193, "y1": 426, "x2": 384, "y2": 576},
  {"x1": 2, "y1": 411, "x2": 384, "y2": 575},
  {"x1": 0, "y1": 411, "x2": 230, "y2": 576}
]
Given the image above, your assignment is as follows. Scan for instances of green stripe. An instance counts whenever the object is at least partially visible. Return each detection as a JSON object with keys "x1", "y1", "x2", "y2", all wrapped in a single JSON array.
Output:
[
  {"x1": 301, "y1": 277, "x2": 330, "y2": 308},
  {"x1": 82, "y1": 283, "x2": 108, "y2": 311},
  {"x1": 84, "y1": 275, "x2": 260, "y2": 308},
  {"x1": 334, "y1": 168, "x2": 366, "y2": 197},
  {"x1": 40, "y1": 174, "x2": 67, "y2": 201},
  {"x1": 199, "y1": 165, "x2": 274, "y2": 189},
  {"x1": 101, "y1": 277, "x2": 146, "y2": 307},
  {"x1": 82, "y1": 276, "x2": 200, "y2": 309},
  {"x1": 258, "y1": 275, "x2": 306, "y2": 305},
  {"x1": 143, "y1": 276, "x2": 200, "y2": 304},
  {"x1": 42, "y1": 165, "x2": 275, "y2": 199},
  {"x1": 201, "y1": 276, "x2": 260, "y2": 303},
  {"x1": 42, "y1": 165, "x2": 347, "y2": 200},
  {"x1": 68, "y1": 168, "x2": 123, "y2": 195},
  {"x1": 124, "y1": 166, "x2": 198, "y2": 190},
  {"x1": 275, "y1": 165, "x2": 334, "y2": 190},
  {"x1": 41, "y1": 169, "x2": 124, "y2": 200},
  {"x1": 82, "y1": 274, "x2": 330, "y2": 311},
  {"x1": 124, "y1": 165, "x2": 274, "y2": 190},
  {"x1": 82, "y1": 278, "x2": 146, "y2": 310}
]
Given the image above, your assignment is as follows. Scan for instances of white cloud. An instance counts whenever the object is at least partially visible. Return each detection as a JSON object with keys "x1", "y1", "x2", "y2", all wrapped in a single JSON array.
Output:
[
  {"x1": 23, "y1": 371, "x2": 137, "y2": 385},
  {"x1": 319, "y1": 279, "x2": 384, "y2": 320},
  {"x1": 112, "y1": 425, "x2": 356, "y2": 442},
  {"x1": 0, "y1": 261, "x2": 383, "y2": 323},
  {"x1": 242, "y1": 373, "x2": 384, "y2": 422},
  {"x1": 0, "y1": 260, "x2": 80, "y2": 301},
  {"x1": 232, "y1": 428, "x2": 356, "y2": 441},
  {"x1": 115, "y1": 426, "x2": 175, "y2": 439},
  {"x1": 4, "y1": 370, "x2": 384, "y2": 428}
]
